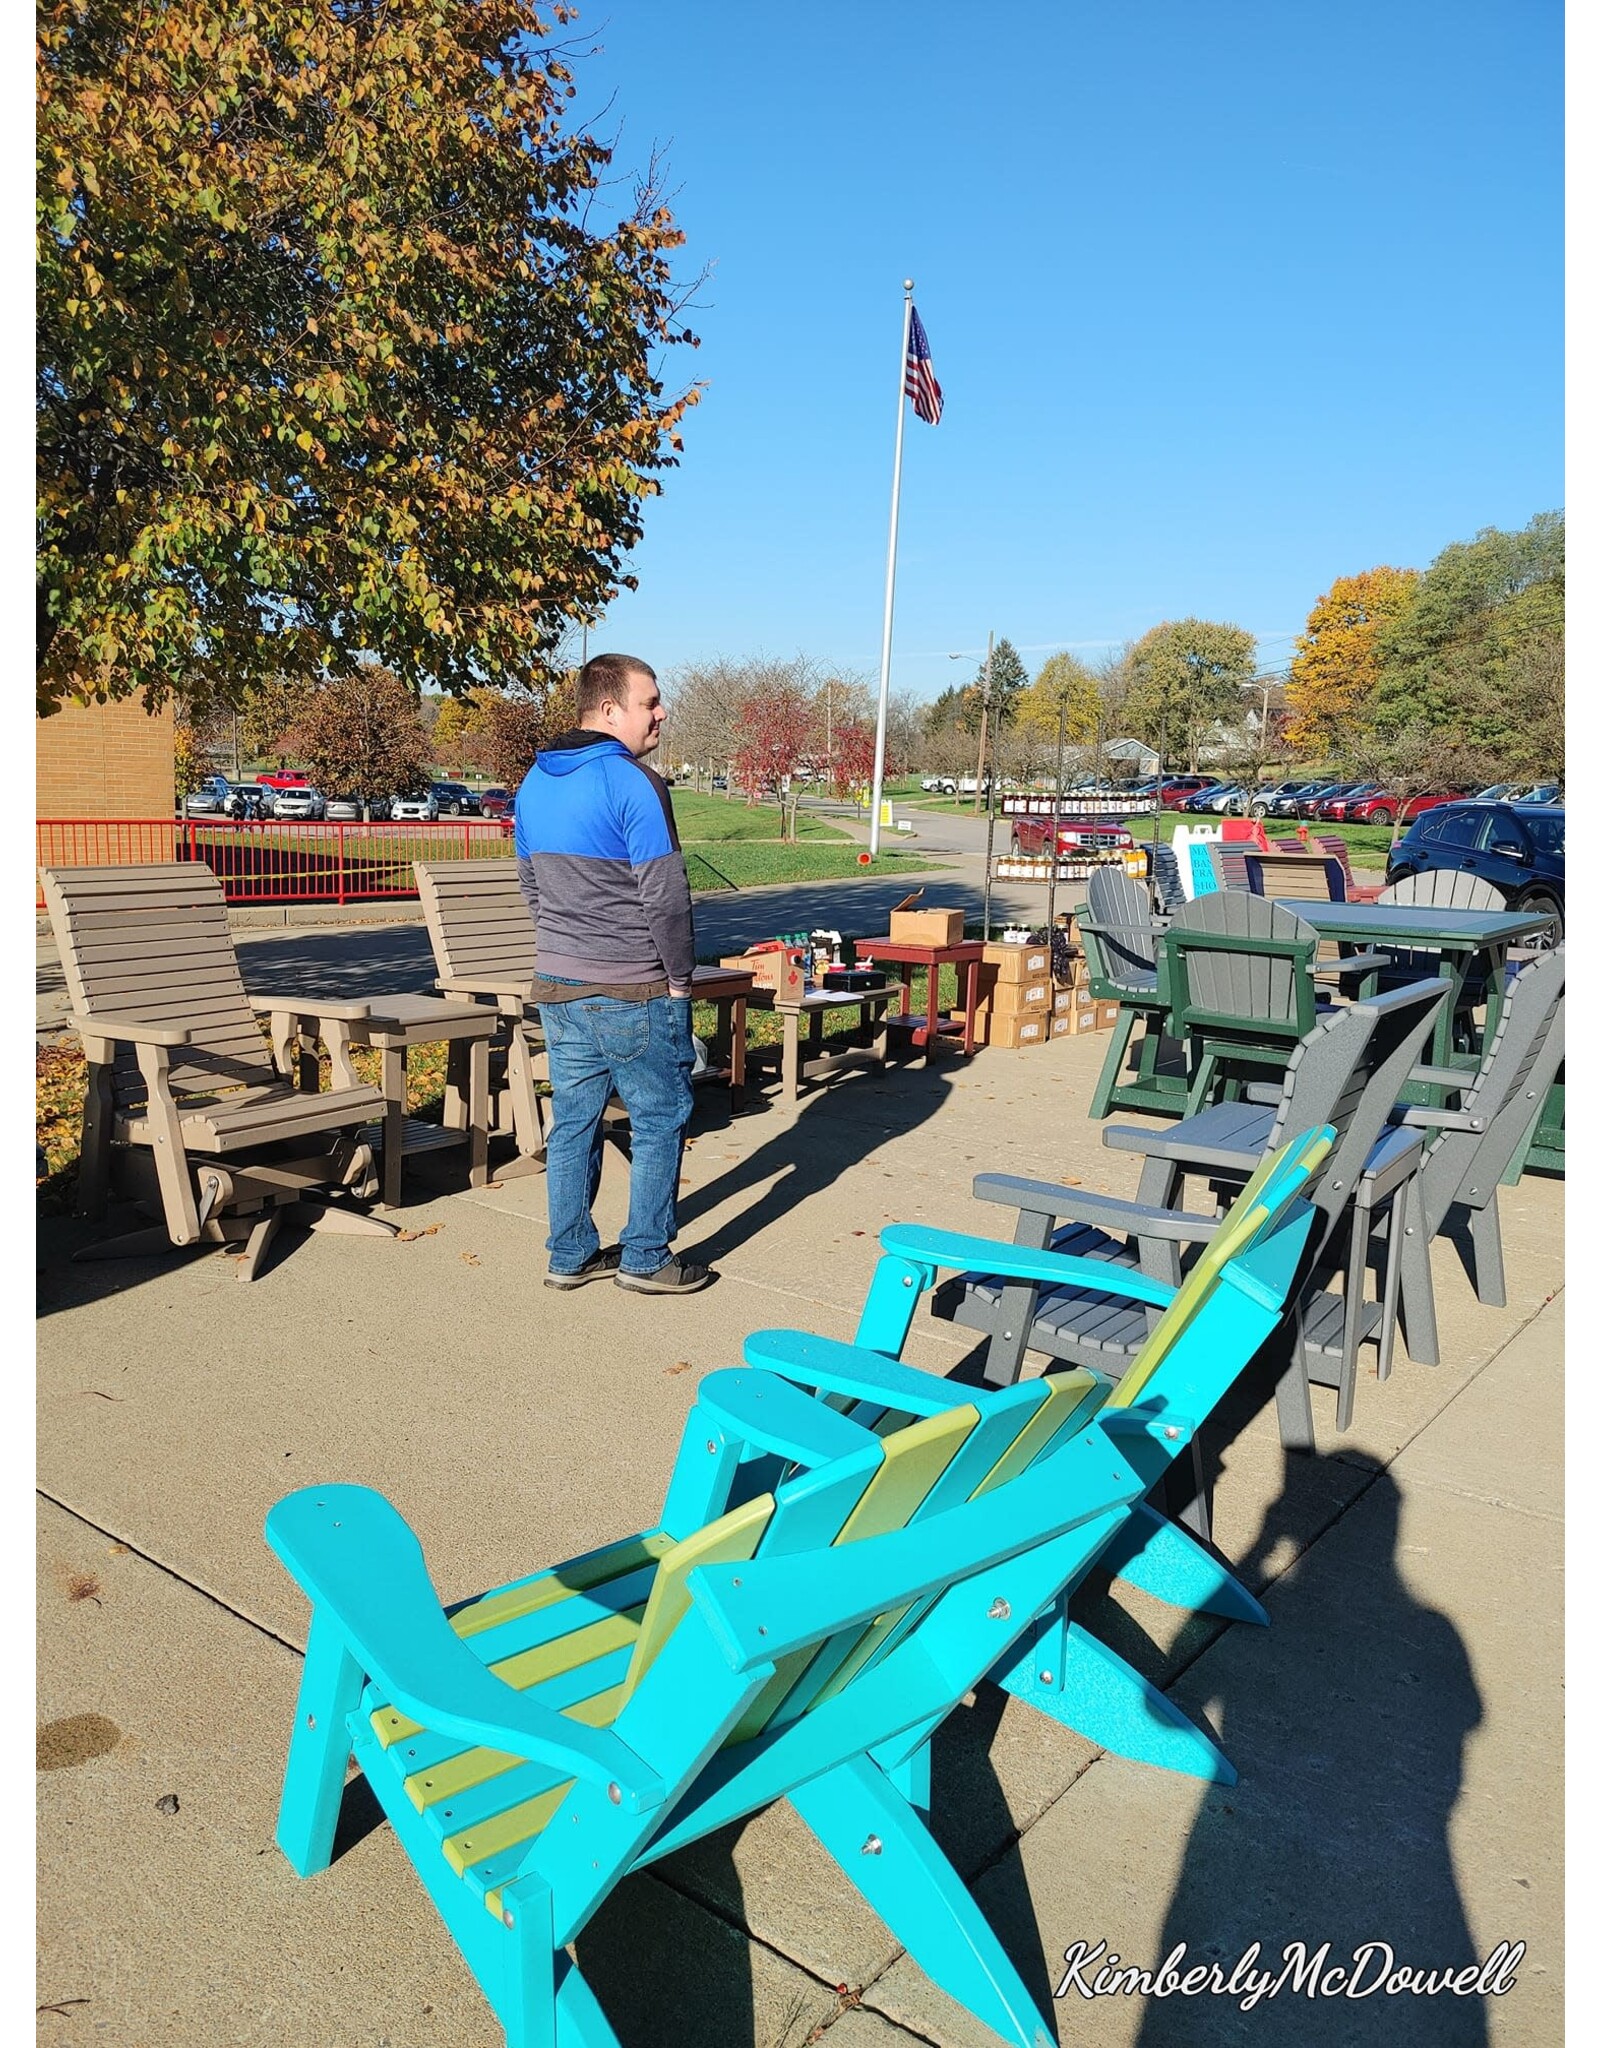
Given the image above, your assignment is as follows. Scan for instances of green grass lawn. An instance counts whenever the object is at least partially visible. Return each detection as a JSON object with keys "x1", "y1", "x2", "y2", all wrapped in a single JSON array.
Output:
[
  {"x1": 684, "y1": 844, "x2": 940, "y2": 890},
  {"x1": 670, "y1": 790, "x2": 848, "y2": 842}
]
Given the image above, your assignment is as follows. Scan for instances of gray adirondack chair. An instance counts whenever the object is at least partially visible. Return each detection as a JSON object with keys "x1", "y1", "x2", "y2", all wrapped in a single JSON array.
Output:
[
  {"x1": 1077, "y1": 869, "x2": 1185, "y2": 1118},
  {"x1": 42, "y1": 863, "x2": 397, "y2": 1280},
  {"x1": 1162, "y1": 891, "x2": 1345, "y2": 1113},
  {"x1": 1097, "y1": 978, "x2": 1452, "y2": 1440},
  {"x1": 413, "y1": 859, "x2": 551, "y2": 1175},
  {"x1": 1148, "y1": 840, "x2": 1186, "y2": 916},
  {"x1": 1374, "y1": 868, "x2": 1508, "y2": 1047},
  {"x1": 1213, "y1": 847, "x2": 1253, "y2": 892},
  {"x1": 1382, "y1": 945, "x2": 1565, "y2": 1369},
  {"x1": 930, "y1": 980, "x2": 1449, "y2": 1497}
]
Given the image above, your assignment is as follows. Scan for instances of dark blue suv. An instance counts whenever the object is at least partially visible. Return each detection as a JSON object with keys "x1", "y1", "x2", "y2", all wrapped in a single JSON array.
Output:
[{"x1": 1386, "y1": 801, "x2": 1564, "y2": 942}]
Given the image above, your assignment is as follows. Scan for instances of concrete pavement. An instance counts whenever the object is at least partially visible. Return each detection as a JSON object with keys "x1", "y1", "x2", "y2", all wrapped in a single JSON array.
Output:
[{"x1": 37, "y1": 1004, "x2": 1561, "y2": 2045}]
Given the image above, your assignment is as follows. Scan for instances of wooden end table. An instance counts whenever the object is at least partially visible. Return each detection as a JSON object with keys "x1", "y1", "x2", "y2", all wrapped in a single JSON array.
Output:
[
  {"x1": 277, "y1": 994, "x2": 499, "y2": 1207},
  {"x1": 847, "y1": 938, "x2": 988, "y2": 1057},
  {"x1": 746, "y1": 981, "x2": 908, "y2": 1105}
]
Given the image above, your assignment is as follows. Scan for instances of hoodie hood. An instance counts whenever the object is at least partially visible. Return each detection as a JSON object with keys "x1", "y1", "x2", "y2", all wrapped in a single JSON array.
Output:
[{"x1": 534, "y1": 728, "x2": 632, "y2": 776}]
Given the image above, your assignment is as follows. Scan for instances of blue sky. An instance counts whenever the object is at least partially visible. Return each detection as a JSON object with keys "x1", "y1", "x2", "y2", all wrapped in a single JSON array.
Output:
[{"x1": 571, "y1": 2, "x2": 1562, "y2": 696}]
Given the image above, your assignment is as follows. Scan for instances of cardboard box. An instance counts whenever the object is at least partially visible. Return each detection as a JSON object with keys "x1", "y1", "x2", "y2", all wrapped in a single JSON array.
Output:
[
  {"x1": 973, "y1": 969, "x2": 1053, "y2": 1016},
  {"x1": 1096, "y1": 1001, "x2": 1121, "y2": 1032},
  {"x1": 981, "y1": 941, "x2": 1051, "y2": 982},
  {"x1": 1050, "y1": 986, "x2": 1076, "y2": 1019},
  {"x1": 888, "y1": 907, "x2": 966, "y2": 947},
  {"x1": 972, "y1": 1008, "x2": 1050, "y2": 1049},
  {"x1": 719, "y1": 950, "x2": 804, "y2": 1004}
]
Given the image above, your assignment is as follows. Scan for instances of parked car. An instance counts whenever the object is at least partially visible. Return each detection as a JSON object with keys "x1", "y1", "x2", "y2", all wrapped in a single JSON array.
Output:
[
  {"x1": 1346, "y1": 786, "x2": 1467, "y2": 827},
  {"x1": 225, "y1": 782, "x2": 275, "y2": 819},
  {"x1": 267, "y1": 784, "x2": 326, "y2": 820},
  {"x1": 1154, "y1": 774, "x2": 1216, "y2": 807},
  {"x1": 710, "y1": 775, "x2": 729, "y2": 791},
  {"x1": 390, "y1": 791, "x2": 440, "y2": 822},
  {"x1": 256, "y1": 772, "x2": 309, "y2": 790},
  {"x1": 1518, "y1": 783, "x2": 1562, "y2": 806},
  {"x1": 1263, "y1": 779, "x2": 1343, "y2": 818},
  {"x1": 478, "y1": 786, "x2": 513, "y2": 817},
  {"x1": 182, "y1": 776, "x2": 234, "y2": 816},
  {"x1": 1177, "y1": 782, "x2": 1236, "y2": 813},
  {"x1": 323, "y1": 794, "x2": 390, "y2": 822},
  {"x1": 1386, "y1": 802, "x2": 1564, "y2": 943},
  {"x1": 1313, "y1": 782, "x2": 1382, "y2": 822},
  {"x1": 430, "y1": 780, "x2": 481, "y2": 817},
  {"x1": 1010, "y1": 815, "x2": 1135, "y2": 858},
  {"x1": 1249, "y1": 780, "x2": 1319, "y2": 817}
]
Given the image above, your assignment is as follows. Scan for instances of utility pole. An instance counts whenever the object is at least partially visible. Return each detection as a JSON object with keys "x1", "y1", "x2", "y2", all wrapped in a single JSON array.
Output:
[{"x1": 978, "y1": 631, "x2": 997, "y2": 941}]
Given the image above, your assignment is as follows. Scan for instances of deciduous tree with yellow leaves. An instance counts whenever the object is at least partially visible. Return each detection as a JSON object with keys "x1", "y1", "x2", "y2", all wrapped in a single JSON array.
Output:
[
  {"x1": 37, "y1": 1, "x2": 700, "y2": 717},
  {"x1": 1284, "y1": 566, "x2": 1420, "y2": 756}
]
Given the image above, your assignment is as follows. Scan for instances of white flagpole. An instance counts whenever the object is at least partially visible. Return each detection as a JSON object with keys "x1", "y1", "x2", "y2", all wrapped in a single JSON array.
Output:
[{"x1": 868, "y1": 280, "x2": 915, "y2": 858}]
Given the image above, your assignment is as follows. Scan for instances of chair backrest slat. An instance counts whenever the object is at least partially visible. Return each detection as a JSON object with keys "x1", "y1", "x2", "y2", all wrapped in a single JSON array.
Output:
[
  {"x1": 40, "y1": 863, "x2": 274, "y2": 1097},
  {"x1": 414, "y1": 859, "x2": 537, "y2": 990},
  {"x1": 1084, "y1": 869, "x2": 1159, "y2": 986},
  {"x1": 1167, "y1": 892, "x2": 1317, "y2": 1029},
  {"x1": 1415, "y1": 948, "x2": 1566, "y2": 1226},
  {"x1": 1379, "y1": 869, "x2": 1506, "y2": 912}
]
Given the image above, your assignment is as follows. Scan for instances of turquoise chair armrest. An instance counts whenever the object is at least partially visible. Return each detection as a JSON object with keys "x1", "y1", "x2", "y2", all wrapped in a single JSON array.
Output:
[
  {"x1": 742, "y1": 1330, "x2": 973, "y2": 1415},
  {"x1": 266, "y1": 1485, "x2": 665, "y2": 1814},
  {"x1": 880, "y1": 1223, "x2": 1179, "y2": 1308},
  {"x1": 698, "y1": 1366, "x2": 883, "y2": 1462}
]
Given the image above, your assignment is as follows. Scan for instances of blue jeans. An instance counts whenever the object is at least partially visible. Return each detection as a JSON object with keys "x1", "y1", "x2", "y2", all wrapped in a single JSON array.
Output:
[{"x1": 538, "y1": 995, "x2": 696, "y2": 1276}]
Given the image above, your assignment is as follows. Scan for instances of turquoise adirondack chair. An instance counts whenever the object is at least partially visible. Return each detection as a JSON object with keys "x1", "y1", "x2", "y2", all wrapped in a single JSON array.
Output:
[
  {"x1": 689, "y1": 1129, "x2": 1333, "y2": 1789},
  {"x1": 267, "y1": 1365, "x2": 1147, "y2": 2048}
]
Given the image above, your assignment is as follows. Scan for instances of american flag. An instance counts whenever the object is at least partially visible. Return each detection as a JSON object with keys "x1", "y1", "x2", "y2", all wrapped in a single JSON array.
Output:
[{"x1": 904, "y1": 307, "x2": 943, "y2": 425}]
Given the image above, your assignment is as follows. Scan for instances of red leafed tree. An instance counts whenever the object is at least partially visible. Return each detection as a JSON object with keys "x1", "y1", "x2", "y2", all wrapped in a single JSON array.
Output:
[
  {"x1": 825, "y1": 715, "x2": 879, "y2": 798},
  {"x1": 732, "y1": 682, "x2": 813, "y2": 812}
]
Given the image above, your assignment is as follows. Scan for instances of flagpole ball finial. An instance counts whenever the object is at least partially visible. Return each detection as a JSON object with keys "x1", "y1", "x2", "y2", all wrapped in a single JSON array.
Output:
[{"x1": 903, "y1": 278, "x2": 914, "y2": 293}]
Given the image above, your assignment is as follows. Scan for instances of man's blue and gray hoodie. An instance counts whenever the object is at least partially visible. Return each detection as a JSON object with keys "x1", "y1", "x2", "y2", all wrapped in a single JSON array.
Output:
[{"x1": 513, "y1": 729, "x2": 696, "y2": 990}]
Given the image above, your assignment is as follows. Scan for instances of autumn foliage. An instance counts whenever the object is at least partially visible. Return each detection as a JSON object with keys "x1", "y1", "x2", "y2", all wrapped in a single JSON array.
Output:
[
  {"x1": 37, "y1": 1, "x2": 700, "y2": 716},
  {"x1": 1285, "y1": 567, "x2": 1420, "y2": 755}
]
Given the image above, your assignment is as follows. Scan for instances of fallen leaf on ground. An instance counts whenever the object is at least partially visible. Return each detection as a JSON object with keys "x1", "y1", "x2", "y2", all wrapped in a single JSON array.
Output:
[
  {"x1": 66, "y1": 1573, "x2": 102, "y2": 1604},
  {"x1": 460, "y1": 1252, "x2": 481, "y2": 1267},
  {"x1": 394, "y1": 1224, "x2": 443, "y2": 1242},
  {"x1": 663, "y1": 1360, "x2": 693, "y2": 1376}
]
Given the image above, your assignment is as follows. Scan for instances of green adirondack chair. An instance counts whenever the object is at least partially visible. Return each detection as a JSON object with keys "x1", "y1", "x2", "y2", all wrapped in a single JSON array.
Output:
[
  {"x1": 699, "y1": 1129, "x2": 1334, "y2": 1789},
  {"x1": 267, "y1": 1364, "x2": 1147, "y2": 2048}
]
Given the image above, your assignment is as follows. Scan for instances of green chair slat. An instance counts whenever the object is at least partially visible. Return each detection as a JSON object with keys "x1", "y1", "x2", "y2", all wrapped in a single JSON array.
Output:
[{"x1": 1109, "y1": 1126, "x2": 1331, "y2": 1409}]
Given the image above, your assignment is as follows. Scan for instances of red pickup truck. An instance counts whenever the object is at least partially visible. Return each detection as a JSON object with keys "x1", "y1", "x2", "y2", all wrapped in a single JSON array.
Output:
[{"x1": 1009, "y1": 815, "x2": 1135, "y2": 858}]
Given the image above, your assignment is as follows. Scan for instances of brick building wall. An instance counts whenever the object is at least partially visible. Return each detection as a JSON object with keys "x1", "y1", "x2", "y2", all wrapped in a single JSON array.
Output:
[{"x1": 37, "y1": 696, "x2": 176, "y2": 819}]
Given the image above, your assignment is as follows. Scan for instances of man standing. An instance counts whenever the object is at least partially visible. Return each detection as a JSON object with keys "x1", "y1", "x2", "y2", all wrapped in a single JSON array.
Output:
[{"x1": 513, "y1": 653, "x2": 712, "y2": 1294}]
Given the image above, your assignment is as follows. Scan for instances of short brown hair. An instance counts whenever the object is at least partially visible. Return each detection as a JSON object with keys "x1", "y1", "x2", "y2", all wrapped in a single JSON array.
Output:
[{"x1": 576, "y1": 652, "x2": 655, "y2": 721}]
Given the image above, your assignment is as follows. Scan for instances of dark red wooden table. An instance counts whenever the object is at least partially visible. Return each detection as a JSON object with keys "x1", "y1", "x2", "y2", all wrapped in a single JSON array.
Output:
[{"x1": 850, "y1": 937, "x2": 989, "y2": 1057}]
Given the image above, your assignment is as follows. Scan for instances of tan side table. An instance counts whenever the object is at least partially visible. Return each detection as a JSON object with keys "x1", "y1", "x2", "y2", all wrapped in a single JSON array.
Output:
[
  {"x1": 278, "y1": 994, "x2": 499, "y2": 1208},
  {"x1": 746, "y1": 982, "x2": 907, "y2": 1106}
]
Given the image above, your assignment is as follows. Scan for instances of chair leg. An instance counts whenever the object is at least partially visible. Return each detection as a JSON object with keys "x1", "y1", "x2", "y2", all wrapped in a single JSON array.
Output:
[
  {"x1": 1372, "y1": 1183, "x2": 1406, "y2": 1384},
  {"x1": 75, "y1": 1058, "x2": 116, "y2": 1217},
  {"x1": 1467, "y1": 1198, "x2": 1507, "y2": 1308},
  {"x1": 275, "y1": 1619, "x2": 366, "y2": 1878},
  {"x1": 1098, "y1": 1501, "x2": 1269, "y2": 1625},
  {"x1": 997, "y1": 1619, "x2": 1236, "y2": 1783},
  {"x1": 1273, "y1": 1333, "x2": 1317, "y2": 1454},
  {"x1": 1335, "y1": 1202, "x2": 1372, "y2": 1432},
  {"x1": 791, "y1": 1755, "x2": 1056, "y2": 2048},
  {"x1": 1397, "y1": 1209, "x2": 1440, "y2": 1367},
  {"x1": 497, "y1": 1872, "x2": 559, "y2": 2048},
  {"x1": 1089, "y1": 1006, "x2": 1136, "y2": 1118},
  {"x1": 237, "y1": 1207, "x2": 284, "y2": 1283}
]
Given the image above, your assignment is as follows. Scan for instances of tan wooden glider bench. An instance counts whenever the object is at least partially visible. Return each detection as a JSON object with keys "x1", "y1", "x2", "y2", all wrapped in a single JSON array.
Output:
[{"x1": 41, "y1": 862, "x2": 398, "y2": 1280}]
